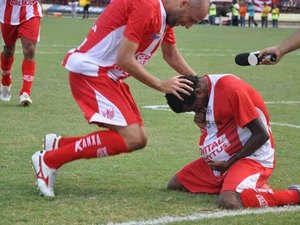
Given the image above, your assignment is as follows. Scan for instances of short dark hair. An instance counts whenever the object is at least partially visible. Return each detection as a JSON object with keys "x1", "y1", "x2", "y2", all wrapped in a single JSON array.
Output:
[{"x1": 165, "y1": 75, "x2": 200, "y2": 113}]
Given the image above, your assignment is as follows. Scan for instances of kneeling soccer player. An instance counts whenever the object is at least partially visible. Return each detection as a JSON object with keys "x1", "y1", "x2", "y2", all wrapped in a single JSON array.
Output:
[{"x1": 165, "y1": 74, "x2": 300, "y2": 209}]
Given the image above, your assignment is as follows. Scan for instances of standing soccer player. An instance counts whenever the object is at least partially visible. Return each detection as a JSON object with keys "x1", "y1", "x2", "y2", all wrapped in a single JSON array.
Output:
[
  {"x1": 31, "y1": 0, "x2": 210, "y2": 197},
  {"x1": 0, "y1": 0, "x2": 42, "y2": 106}
]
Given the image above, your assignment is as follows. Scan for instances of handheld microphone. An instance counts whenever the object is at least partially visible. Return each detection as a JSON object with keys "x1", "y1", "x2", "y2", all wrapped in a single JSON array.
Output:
[{"x1": 235, "y1": 51, "x2": 276, "y2": 66}]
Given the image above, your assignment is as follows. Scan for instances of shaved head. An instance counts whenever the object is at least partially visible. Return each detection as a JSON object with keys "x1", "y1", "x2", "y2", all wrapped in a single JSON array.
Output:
[{"x1": 164, "y1": 0, "x2": 210, "y2": 28}]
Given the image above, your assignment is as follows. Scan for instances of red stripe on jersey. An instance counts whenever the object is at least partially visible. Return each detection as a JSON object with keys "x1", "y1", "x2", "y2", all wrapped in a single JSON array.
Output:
[
  {"x1": 4, "y1": 3, "x2": 13, "y2": 24},
  {"x1": 33, "y1": 2, "x2": 38, "y2": 16},
  {"x1": 19, "y1": 6, "x2": 26, "y2": 23}
]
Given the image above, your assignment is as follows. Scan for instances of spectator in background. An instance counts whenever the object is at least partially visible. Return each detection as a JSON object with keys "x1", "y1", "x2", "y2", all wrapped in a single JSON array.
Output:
[
  {"x1": 209, "y1": 2, "x2": 217, "y2": 25},
  {"x1": 247, "y1": 1, "x2": 257, "y2": 27},
  {"x1": 231, "y1": 1, "x2": 239, "y2": 26},
  {"x1": 239, "y1": 1, "x2": 247, "y2": 27},
  {"x1": 81, "y1": 0, "x2": 91, "y2": 19},
  {"x1": 70, "y1": 0, "x2": 77, "y2": 17},
  {"x1": 217, "y1": 2, "x2": 229, "y2": 26},
  {"x1": 261, "y1": 2, "x2": 270, "y2": 28},
  {"x1": 271, "y1": 4, "x2": 280, "y2": 28}
]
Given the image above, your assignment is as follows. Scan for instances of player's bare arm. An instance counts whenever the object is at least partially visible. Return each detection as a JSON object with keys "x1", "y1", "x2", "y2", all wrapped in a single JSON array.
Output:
[
  {"x1": 161, "y1": 41, "x2": 196, "y2": 75},
  {"x1": 116, "y1": 37, "x2": 193, "y2": 100},
  {"x1": 208, "y1": 117, "x2": 269, "y2": 172}
]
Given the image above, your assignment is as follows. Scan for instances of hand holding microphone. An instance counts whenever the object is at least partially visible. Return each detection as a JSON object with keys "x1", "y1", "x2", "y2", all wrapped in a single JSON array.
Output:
[{"x1": 235, "y1": 51, "x2": 277, "y2": 66}]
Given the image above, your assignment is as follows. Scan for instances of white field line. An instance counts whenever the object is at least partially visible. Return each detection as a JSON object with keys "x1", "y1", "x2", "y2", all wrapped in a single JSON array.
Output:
[
  {"x1": 105, "y1": 205, "x2": 300, "y2": 225},
  {"x1": 143, "y1": 102, "x2": 300, "y2": 129}
]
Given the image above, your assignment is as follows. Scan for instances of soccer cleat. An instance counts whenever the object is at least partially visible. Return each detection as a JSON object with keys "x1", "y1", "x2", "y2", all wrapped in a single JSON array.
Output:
[
  {"x1": 19, "y1": 92, "x2": 32, "y2": 106},
  {"x1": 288, "y1": 184, "x2": 300, "y2": 192},
  {"x1": 0, "y1": 85, "x2": 11, "y2": 101},
  {"x1": 31, "y1": 151, "x2": 57, "y2": 197},
  {"x1": 44, "y1": 133, "x2": 61, "y2": 151},
  {"x1": 288, "y1": 185, "x2": 300, "y2": 202}
]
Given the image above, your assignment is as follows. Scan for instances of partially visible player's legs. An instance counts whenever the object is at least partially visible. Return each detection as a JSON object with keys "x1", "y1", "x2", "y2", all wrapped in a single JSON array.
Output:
[
  {"x1": 218, "y1": 158, "x2": 273, "y2": 209},
  {"x1": 240, "y1": 187, "x2": 300, "y2": 207},
  {"x1": 167, "y1": 157, "x2": 222, "y2": 194},
  {"x1": 31, "y1": 124, "x2": 147, "y2": 197},
  {"x1": 18, "y1": 17, "x2": 40, "y2": 106},
  {"x1": 44, "y1": 124, "x2": 147, "y2": 169},
  {"x1": 19, "y1": 37, "x2": 36, "y2": 106},
  {"x1": 0, "y1": 46, "x2": 14, "y2": 101},
  {"x1": 31, "y1": 73, "x2": 147, "y2": 196},
  {"x1": 0, "y1": 23, "x2": 17, "y2": 102}
]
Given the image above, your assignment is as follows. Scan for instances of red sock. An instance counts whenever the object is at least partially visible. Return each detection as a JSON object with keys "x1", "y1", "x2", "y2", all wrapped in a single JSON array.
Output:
[
  {"x1": 58, "y1": 135, "x2": 84, "y2": 148},
  {"x1": 241, "y1": 188, "x2": 300, "y2": 208},
  {"x1": 20, "y1": 59, "x2": 35, "y2": 95},
  {"x1": 1, "y1": 52, "x2": 14, "y2": 86},
  {"x1": 44, "y1": 130, "x2": 128, "y2": 169}
]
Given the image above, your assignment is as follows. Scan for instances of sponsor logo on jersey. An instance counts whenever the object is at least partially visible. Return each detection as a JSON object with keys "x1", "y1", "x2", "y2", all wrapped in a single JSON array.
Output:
[
  {"x1": 200, "y1": 134, "x2": 230, "y2": 161},
  {"x1": 10, "y1": 0, "x2": 36, "y2": 6},
  {"x1": 75, "y1": 134, "x2": 102, "y2": 152},
  {"x1": 136, "y1": 52, "x2": 152, "y2": 66}
]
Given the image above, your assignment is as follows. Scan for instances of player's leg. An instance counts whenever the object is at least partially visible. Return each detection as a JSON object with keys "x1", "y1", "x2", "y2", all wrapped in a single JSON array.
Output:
[
  {"x1": 31, "y1": 72, "x2": 147, "y2": 197},
  {"x1": 44, "y1": 123, "x2": 146, "y2": 167},
  {"x1": 218, "y1": 158, "x2": 273, "y2": 209},
  {"x1": 18, "y1": 17, "x2": 41, "y2": 106},
  {"x1": 167, "y1": 157, "x2": 222, "y2": 194},
  {"x1": 240, "y1": 186, "x2": 300, "y2": 208},
  {"x1": 44, "y1": 72, "x2": 147, "y2": 151},
  {"x1": 32, "y1": 124, "x2": 146, "y2": 197},
  {"x1": 0, "y1": 23, "x2": 17, "y2": 101}
]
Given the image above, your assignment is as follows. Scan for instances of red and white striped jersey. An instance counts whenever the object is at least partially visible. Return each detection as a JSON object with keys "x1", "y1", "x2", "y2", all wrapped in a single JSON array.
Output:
[
  {"x1": 63, "y1": 0, "x2": 176, "y2": 80},
  {"x1": 0, "y1": 0, "x2": 43, "y2": 25},
  {"x1": 199, "y1": 74, "x2": 275, "y2": 168}
]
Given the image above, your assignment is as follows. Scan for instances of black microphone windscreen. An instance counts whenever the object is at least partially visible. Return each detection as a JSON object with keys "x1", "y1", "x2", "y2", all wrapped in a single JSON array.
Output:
[{"x1": 235, "y1": 53, "x2": 251, "y2": 66}]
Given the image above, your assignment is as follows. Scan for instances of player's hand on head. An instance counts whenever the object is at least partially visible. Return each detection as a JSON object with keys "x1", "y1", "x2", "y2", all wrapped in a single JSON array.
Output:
[{"x1": 161, "y1": 75, "x2": 193, "y2": 101}]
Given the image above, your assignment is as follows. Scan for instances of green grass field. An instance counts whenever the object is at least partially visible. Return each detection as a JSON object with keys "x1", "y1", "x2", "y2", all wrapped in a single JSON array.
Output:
[{"x1": 0, "y1": 16, "x2": 300, "y2": 225}]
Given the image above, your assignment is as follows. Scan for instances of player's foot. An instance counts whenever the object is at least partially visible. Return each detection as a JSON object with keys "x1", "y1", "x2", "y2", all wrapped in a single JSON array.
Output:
[
  {"x1": 31, "y1": 151, "x2": 57, "y2": 197},
  {"x1": 289, "y1": 185, "x2": 300, "y2": 201},
  {"x1": 0, "y1": 85, "x2": 11, "y2": 102},
  {"x1": 19, "y1": 92, "x2": 32, "y2": 106},
  {"x1": 289, "y1": 184, "x2": 300, "y2": 192},
  {"x1": 44, "y1": 133, "x2": 61, "y2": 151}
]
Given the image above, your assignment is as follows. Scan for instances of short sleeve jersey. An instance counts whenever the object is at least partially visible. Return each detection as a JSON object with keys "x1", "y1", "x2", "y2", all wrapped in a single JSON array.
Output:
[
  {"x1": 63, "y1": 0, "x2": 176, "y2": 80},
  {"x1": 199, "y1": 74, "x2": 275, "y2": 168},
  {"x1": 0, "y1": 0, "x2": 43, "y2": 25}
]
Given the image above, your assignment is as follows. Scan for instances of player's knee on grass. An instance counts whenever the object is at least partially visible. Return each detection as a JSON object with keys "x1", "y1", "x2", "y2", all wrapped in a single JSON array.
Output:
[
  {"x1": 217, "y1": 191, "x2": 243, "y2": 209},
  {"x1": 167, "y1": 176, "x2": 189, "y2": 192}
]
